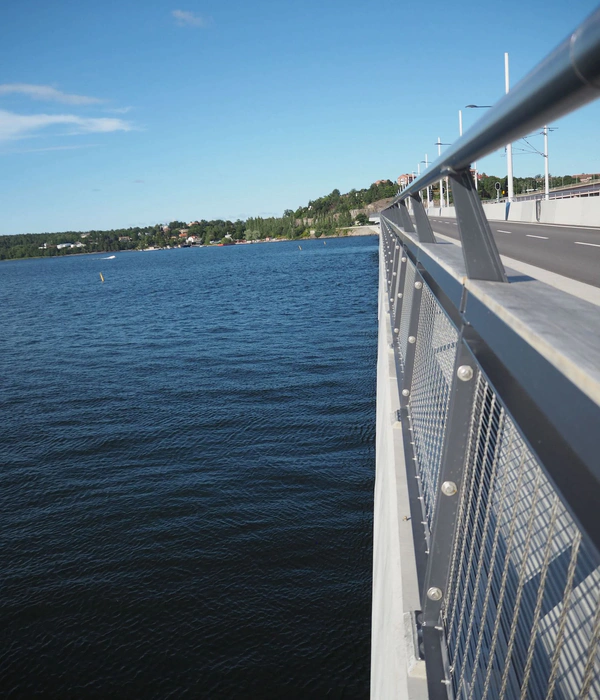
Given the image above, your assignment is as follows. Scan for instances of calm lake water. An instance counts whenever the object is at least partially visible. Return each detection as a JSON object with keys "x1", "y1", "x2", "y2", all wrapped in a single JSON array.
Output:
[{"x1": 0, "y1": 236, "x2": 378, "y2": 699}]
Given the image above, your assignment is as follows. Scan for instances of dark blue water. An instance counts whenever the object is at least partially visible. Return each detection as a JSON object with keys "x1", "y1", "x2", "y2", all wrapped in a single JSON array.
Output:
[{"x1": 0, "y1": 236, "x2": 378, "y2": 699}]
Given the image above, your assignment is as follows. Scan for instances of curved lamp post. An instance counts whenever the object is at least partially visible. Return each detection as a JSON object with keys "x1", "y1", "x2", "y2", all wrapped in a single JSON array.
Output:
[
  {"x1": 464, "y1": 105, "x2": 492, "y2": 191},
  {"x1": 436, "y1": 139, "x2": 453, "y2": 207}
]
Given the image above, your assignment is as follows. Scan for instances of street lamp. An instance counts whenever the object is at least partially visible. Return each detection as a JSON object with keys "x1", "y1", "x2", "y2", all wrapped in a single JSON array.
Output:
[
  {"x1": 457, "y1": 53, "x2": 515, "y2": 202},
  {"x1": 420, "y1": 157, "x2": 431, "y2": 207},
  {"x1": 464, "y1": 105, "x2": 492, "y2": 191},
  {"x1": 436, "y1": 139, "x2": 452, "y2": 207},
  {"x1": 504, "y1": 53, "x2": 514, "y2": 201}
]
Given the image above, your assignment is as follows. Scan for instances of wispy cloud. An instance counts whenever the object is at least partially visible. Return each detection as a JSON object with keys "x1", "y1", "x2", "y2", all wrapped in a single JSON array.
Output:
[
  {"x1": 0, "y1": 84, "x2": 103, "y2": 105},
  {"x1": 2, "y1": 144, "x2": 99, "y2": 154},
  {"x1": 0, "y1": 109, "x2": 133, "y2": 141},
  {"x1": 172, "y1": 9, "x2": 207, "y2": 27}
]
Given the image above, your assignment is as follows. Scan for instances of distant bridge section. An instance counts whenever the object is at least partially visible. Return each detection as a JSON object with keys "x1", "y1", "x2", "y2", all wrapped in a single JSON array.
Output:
[{"x1": 372, "y1": 8, "x2": 600, "y2": 698}]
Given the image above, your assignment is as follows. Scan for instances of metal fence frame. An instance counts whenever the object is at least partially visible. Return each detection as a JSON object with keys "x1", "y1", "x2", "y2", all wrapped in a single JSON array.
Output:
[{"x1": 378, "y1": 8, "x2": 600, "y2": 698}]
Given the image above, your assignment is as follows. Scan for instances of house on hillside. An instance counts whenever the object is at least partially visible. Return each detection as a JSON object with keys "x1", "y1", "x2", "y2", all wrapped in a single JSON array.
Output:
[{"x1": 397, "y1": 174, "x2": 415, "y2": 188}]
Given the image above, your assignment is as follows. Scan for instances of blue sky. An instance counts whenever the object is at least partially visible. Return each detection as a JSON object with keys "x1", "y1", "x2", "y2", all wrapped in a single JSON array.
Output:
[{"x1": 1, "y1": 0, "x2": 599, "y2": 234}]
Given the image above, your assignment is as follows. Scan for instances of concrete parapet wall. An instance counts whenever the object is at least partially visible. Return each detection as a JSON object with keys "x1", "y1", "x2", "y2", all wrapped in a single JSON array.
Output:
[
  {"x1": 540, "y1": 197, "x2": 600, "y2": 226},
  {"x1": 508, "y1": 200, "x2": 536, "y2": 222},
  {"x1": 481, "y1": 201, "x2": 508, "y2": 220},
  {"x1": 429, "y1": 198, "x2": 600, "y2": 226},
  {"x1": 372, "y1": 247, "x2": 428, "y2": 700}
]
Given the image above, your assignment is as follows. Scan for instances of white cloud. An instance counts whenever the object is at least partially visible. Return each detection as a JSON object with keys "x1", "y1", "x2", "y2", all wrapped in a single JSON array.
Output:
[
  {"x1": 0, "y1": 84, "x2": 103, "y2": 105},
  {"x1": 172, "y1": 9, "x2": 206, "y2": 27},
  {"x1": 3, "y1": 144, "x2": 99, "y2": 154},
  {"x1": 0, "y1": 109, "x2": 133, "y2": 141}
]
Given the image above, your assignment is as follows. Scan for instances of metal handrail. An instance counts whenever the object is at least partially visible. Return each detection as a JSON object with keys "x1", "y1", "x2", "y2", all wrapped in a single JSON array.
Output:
[{"x1": 397, "y1": 7, "x2": 600, "y2": 200}]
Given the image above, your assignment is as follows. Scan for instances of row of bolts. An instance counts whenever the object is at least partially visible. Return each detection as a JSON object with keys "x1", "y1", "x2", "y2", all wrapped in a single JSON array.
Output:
[{"x1": 386, "y1": 239, "x2": 474, "y2": 604}]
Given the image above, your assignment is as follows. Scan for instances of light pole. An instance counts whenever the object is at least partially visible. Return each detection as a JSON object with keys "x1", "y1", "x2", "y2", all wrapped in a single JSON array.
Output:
[
  {"x1": 436, "y1": 138, "x2": 452, "y2": 207},
  {"x1": 516, "y1": 125, "x2": 557, "y2": 199},
  {"x1": 420, "y1": 156, "x2": 431, "y2": 207},
  {"x1": 464, "y1": 105, "x2": 492, "y2": 190},
  {"x1": 505, "y1": 52, "x2": 514, "y2": 202}
]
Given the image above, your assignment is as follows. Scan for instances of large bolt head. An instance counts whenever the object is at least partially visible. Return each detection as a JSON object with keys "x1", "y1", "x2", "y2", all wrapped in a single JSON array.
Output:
[
  {"x1": 402, "y1": 389, "x2": 410, "y2": 397},
  {"x1": 401, "y1": 256, "x2": 407, "y2": 262},
  {"x1": 414, "y1": 281, "x2": 423, "y2": 289},
  {"x1": 457, "y1": 365, "x2": 474, "y2": 382},
  {"x1": 427, "y1": 587, "x2": 443, "y2": 601},
  {"x1": 408, "y1": 336, "x2": 416, "y2": 344},
  {"x1": 441, "y1": 481, "x2": 458, "y2": 496}
]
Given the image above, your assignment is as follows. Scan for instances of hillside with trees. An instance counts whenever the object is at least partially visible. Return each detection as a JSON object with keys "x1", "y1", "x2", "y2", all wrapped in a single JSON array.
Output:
[
  {"x1": 1, "y1": 174, "x2": 589, "y2": 260},
  {"x1": 0, "y1": 180, "x2": 397, "y2": 261}
]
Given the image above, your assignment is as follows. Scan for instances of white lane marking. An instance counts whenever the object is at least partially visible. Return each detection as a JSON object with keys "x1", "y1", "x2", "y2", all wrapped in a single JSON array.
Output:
[
  {"x1": 452, "y1": 222, "x2": 458, "y2": 225},
  {"x1": 526, "y1": 234, "x2": 549, "y2": 239},
  {"x1": 497, "y1": 229, "x2": 512, "y2": 233},
  {"x1": 575, "y1": 241, "x2": 600, "y2": 248}
]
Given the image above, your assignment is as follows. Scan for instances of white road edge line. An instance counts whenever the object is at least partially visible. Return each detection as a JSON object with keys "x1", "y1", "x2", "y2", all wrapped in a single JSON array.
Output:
[
  {"x1": 526, "y1": 234, "x2": 549, "y2": 239},
  {"x1": 575, "y1": 241, "x2": 600, "y2": 248},
  {"x1": 497, "y1": 230, "x2": 512, "y2": 233}
]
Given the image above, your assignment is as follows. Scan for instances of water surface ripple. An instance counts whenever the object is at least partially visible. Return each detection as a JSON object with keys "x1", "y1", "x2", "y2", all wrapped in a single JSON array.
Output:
[{"x1": 0, "y1": 237, "x2": 378, "y2": 698}]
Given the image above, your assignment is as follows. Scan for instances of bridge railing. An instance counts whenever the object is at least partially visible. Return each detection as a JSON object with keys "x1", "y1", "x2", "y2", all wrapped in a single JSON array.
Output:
[{"x1": 378, "y1": 7, "x2": 600, "y2": 699}]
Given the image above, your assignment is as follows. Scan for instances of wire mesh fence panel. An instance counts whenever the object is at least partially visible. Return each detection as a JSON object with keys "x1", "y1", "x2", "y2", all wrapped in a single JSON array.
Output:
[
  {"x1": 442, "y1": 374, "x2": 600, "y2": 700},
  {"x1": 408, "y1": 282, "x2": 458, "y2": 530}
]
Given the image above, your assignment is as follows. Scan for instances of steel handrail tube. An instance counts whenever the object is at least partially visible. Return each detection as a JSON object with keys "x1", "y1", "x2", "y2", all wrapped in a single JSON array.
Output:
[{"x1": 395, "y1": 7, "x2": 600, "y2": 200}]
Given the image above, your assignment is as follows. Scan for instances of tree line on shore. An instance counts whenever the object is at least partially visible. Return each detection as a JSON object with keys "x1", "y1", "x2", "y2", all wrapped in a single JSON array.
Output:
[
  {"x1": 430, "y1": 173, "x2": 595, "y2": 203},
  {"x1": 1, "y1": 174, "x2": 587, "y2": 260},
  {"x1": 0, "y1": 180, "x2": 395, "y2": 261}
]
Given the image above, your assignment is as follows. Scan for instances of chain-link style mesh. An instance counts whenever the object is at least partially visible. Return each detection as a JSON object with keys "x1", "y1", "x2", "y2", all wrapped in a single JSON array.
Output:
[
  {"x1": 407, "y1": 281, "x2": 458, "y2": 529},
  {"x1": 443, "y1": 375, "x2": 600, "y2": 700},
  {"x1": 397, "y1": 260, "x2": 416, "y2": 361}
]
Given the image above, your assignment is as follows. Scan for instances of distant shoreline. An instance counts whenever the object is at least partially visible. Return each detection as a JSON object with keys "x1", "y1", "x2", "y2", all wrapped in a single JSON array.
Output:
[{"x1": 1, "y1": 228, "x2": 379, "y2": 263}]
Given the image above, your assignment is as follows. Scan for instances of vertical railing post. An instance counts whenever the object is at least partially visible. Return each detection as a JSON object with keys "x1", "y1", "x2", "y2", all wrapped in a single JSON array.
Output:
[
  {"x1": 389, "y1": 238, "x2": 402, "y2": 312},
  {"x1": 449, "y1": 169, "x2": 507, "y2": 282},
  {"x1": 410, "y1": 194, "x2": 436, "y2": 243},
  {"x1": 398, "y1": 200, "x2": 416, "y2": 234},
  {"x1": 399, "y1": 268, "x2": 424, "y2": 408},
  {"x1": 382, "y1": 220, "x2": 394, "y2": 288},
  {"x1": 417, "y1": 334, "x2": 479, "y2": 698},
  {"x1": 392, "y1": 247, "x2": 407, "y2": 339}
]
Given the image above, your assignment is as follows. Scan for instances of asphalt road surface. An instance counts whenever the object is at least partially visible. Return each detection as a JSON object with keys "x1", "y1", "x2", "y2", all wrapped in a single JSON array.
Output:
[{"x1": 428, "y1": 217, "x2": 600, "y2": 288}]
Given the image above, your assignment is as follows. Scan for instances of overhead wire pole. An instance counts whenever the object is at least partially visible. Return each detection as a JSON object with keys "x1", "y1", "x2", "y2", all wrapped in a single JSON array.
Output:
[
  {"x1": 544, "y1": 125, "x2": 550, "y2": 200},
  {"x1": 437, "y1": 138, "x2": 444, "y2": 207},
  {"x1": 505, "y1": 52, "x2": 514, "y2": 201}
]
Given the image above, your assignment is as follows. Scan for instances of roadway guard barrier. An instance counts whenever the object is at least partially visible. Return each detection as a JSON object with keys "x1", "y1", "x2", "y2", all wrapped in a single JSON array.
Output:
[{"x1": 376, "y1": 7, "x2": 600, "y2": 698}]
